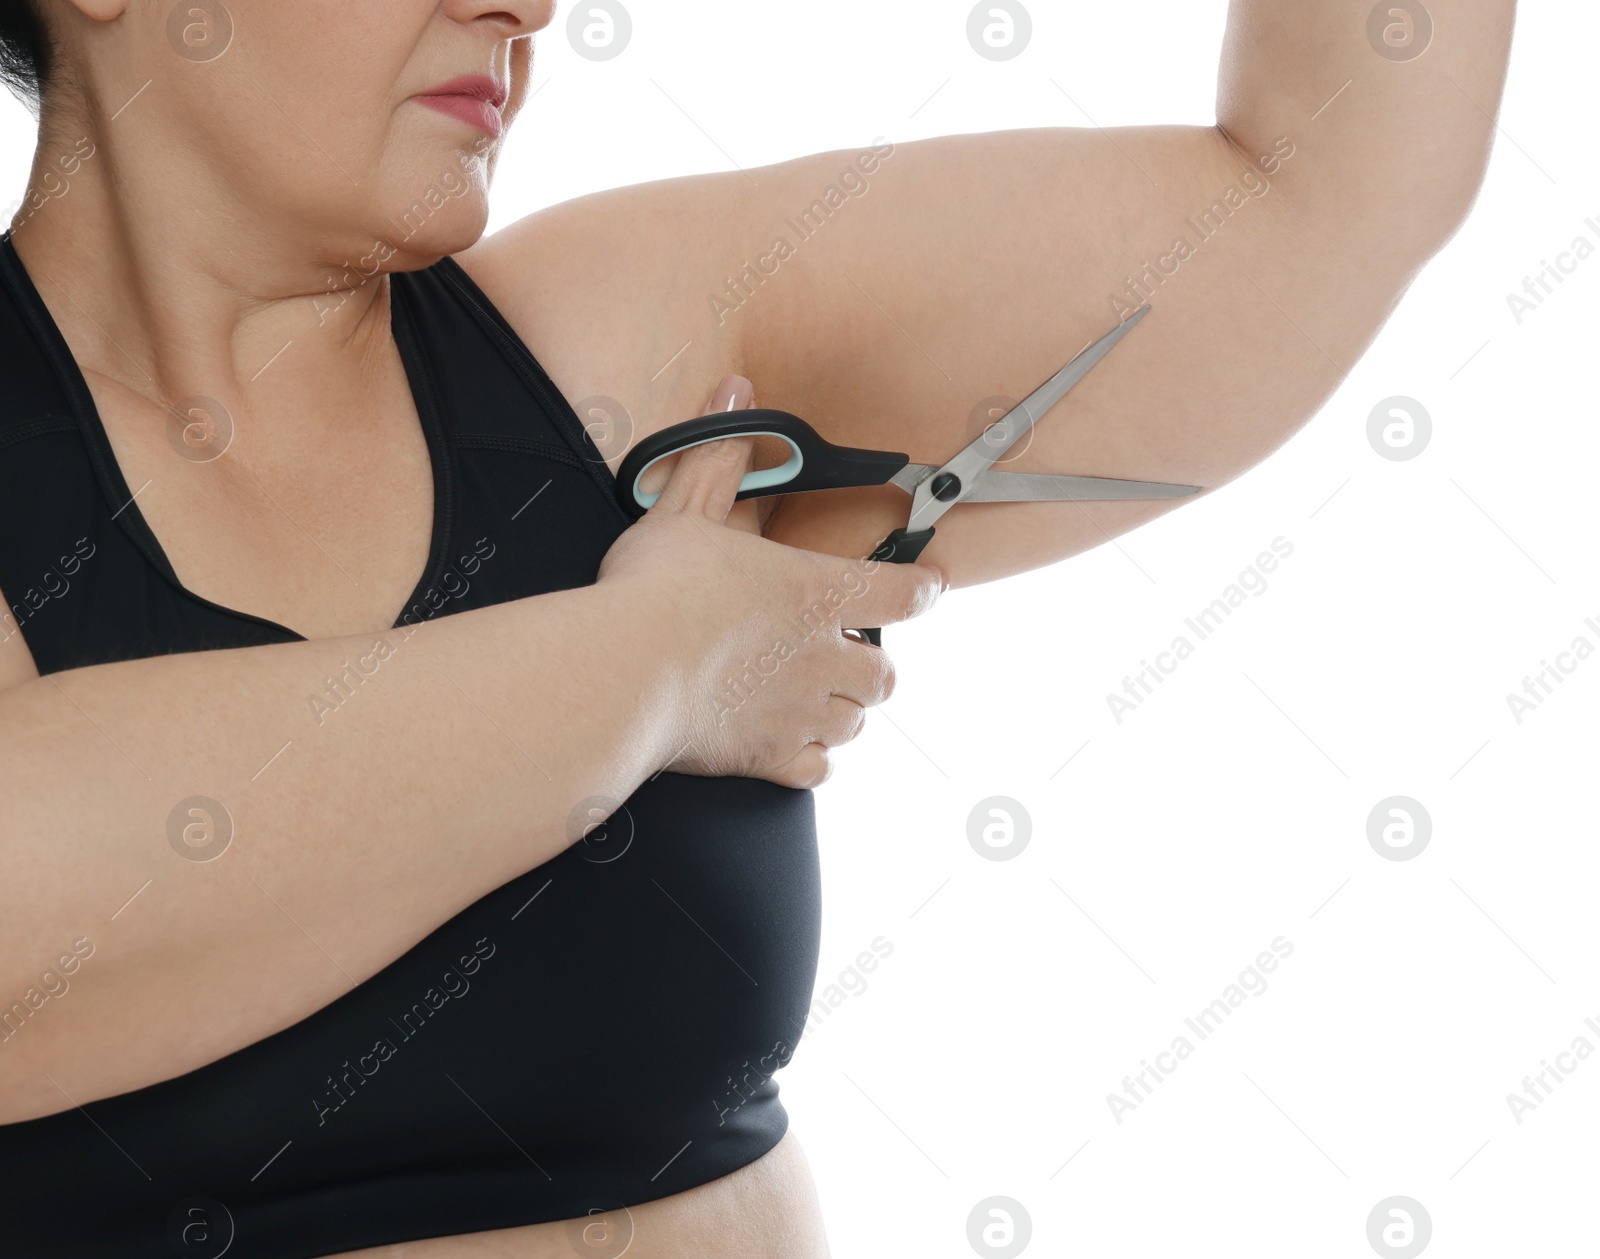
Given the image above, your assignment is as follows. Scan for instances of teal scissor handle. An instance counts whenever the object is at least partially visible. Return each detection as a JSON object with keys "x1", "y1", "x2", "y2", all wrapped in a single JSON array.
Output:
[
  {"x1": 626, "y1": 431, "x2": 804, "y2": 512},
  {"x1": 613, "y1": 409, "x2": 910, "y2": 519}
]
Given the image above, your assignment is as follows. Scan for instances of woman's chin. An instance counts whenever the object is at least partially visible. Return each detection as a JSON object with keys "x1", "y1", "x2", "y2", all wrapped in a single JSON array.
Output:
[{"x1": 371, "y1": 197, "x2": 491, "y2": 269}]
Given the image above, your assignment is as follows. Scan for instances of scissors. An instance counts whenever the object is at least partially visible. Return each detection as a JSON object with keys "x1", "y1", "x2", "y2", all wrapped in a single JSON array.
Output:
[{"x1": 614, "y1": 304, "x2": 1199, "y2": 645}]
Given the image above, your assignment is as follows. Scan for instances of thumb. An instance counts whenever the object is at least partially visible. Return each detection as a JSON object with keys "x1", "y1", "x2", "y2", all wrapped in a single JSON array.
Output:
[
  {"x1": 645, "y1": 374, "x2": 758, "y2": 522},
  {"x1": 846, "y1": 556, "x2": 948, "y2": 634}
]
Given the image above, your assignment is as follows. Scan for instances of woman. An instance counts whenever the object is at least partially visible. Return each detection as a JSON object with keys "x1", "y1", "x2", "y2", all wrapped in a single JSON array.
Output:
[{"x1": 0, "y1": 0, "x2": 1513, "y2": 1256}]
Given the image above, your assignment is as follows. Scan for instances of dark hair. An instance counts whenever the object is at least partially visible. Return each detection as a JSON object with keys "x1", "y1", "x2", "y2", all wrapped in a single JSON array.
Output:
[{"x1": 0, "y1": 0, "x2": 48, "y2": 111}]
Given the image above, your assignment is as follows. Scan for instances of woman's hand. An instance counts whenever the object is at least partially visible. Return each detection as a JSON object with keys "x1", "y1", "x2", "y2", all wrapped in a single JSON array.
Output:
[{"x1": 598, "y1": 375, "x2": 945, "y2": 789}]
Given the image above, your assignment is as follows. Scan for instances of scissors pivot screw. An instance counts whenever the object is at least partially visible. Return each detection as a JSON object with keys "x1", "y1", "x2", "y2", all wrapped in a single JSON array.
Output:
[{"x1": 613, "y1": 304, "x2": 1197, "y2": 651}]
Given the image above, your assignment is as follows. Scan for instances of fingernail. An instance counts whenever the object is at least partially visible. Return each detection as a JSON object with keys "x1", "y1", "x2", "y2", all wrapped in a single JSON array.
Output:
[{"x1": 708, "y1": 374, "x2": 754, "y2": 413}]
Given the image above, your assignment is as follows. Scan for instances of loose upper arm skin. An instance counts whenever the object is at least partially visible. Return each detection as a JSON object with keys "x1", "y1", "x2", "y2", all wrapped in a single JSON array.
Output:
[{"x1": 464, "y1": 0, "x2": 1514, "y2": 586}]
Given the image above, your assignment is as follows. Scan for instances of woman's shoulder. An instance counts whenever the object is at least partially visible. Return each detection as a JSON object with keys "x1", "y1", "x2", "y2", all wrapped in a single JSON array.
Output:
[{"x1": 447, "y1": 174, "x2": 757, "y2": 453}]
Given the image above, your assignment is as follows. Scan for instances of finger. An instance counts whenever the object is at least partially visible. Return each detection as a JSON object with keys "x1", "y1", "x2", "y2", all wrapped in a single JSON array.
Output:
[
  {"x1": 651, "y1": 436, "x2": 755, "y2": 522},
  {"x1": 725, "y1": 387, "x2": 771, "y2": 537},
  {"x1": 826, "y1": 557, "x2": 946, "y2": 637},
  {"x1": 735, "y1": 430, "x2": 797, "y2": 537},
  {"x1": 638, "y1": 372, "x2": 754, "y2": 505},
  {"x1": 724, "y1": 496, "x2": 765, "y2": 537},
  {"x1": 646, "y1": 374, "x2": 757, "y2": 522},
  {"x1": 827, "y1": 641, "x2": 896, "y2": 710},
  {"x1": 812, "y1": 695, "x2": 868, "y2": 749},
  {"x1": 770, "y1": 742, "x2": 832, "y2": 790}
]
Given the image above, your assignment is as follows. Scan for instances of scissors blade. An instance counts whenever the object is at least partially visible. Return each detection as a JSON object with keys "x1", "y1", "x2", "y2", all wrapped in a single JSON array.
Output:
[
  {"x1": 890, "y1": 463, "x2": 1198, "y2": 502},
  {"x1": 964, "y1": 470, "x2": 1199, "y2": 502},
  {"x1": 906, "y1": 304, "x2": 1152, "y2": 531}
]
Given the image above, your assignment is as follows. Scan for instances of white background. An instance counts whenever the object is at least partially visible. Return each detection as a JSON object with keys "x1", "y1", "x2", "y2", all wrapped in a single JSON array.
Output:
[{"x1": 5, "y1": 2, "x2": 1595, "y2": 1256}]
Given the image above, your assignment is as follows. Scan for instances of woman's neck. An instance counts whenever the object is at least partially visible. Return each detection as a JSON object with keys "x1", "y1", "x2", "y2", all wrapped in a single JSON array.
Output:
[{"x1": 9, "y1": 114, "x2": 395, "y2": 423}]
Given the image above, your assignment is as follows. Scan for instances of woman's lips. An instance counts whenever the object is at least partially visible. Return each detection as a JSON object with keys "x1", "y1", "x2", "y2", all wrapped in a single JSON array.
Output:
[
  {"x1": 417, "y1": 94, "x2": 504, "y2": 137},
  {"x1": 415, "y1": 75, "x2": 508, "y2": 138}
]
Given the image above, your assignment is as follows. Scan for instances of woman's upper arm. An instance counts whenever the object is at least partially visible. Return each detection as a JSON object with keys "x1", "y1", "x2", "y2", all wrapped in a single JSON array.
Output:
[
  {"x1": 464, "y1": 0, "x2": 1512, "y2": 586},
  {"x1": 728, "y1": 1, "x2": 1510, "y2": 584},
  {"x1": 0, "y1": 583, "x2": 42, "y2": 691},
  {"x1": 466, "y1": 123, "x2": 1477, "y2": 590}
]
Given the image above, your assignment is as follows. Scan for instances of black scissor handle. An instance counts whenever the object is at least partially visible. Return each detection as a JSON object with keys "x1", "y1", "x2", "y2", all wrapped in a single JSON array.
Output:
[
  {"x1": 614, "y1": 409, "x2": 910, "y2": 519},
  {"x1": 851, "y1": 526, "x2": 938, "y2": 647}
]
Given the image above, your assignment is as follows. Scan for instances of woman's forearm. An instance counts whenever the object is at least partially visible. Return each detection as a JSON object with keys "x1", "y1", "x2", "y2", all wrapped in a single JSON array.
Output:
[
  {"x1": 0, "y1": 372, "x2": 940, "y2": 1125},
  {"x1": 0, "y1": 580, "x2": 682, "y2": 1120}
]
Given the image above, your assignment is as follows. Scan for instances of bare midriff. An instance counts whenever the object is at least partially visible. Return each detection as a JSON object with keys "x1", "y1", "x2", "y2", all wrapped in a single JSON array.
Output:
[{"x1": 328, "y1": 1128, "x2": 829, "y2": 1259}]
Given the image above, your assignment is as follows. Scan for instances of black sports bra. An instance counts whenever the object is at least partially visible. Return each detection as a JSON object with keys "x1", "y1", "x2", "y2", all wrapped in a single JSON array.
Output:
[{"x1": 0, "y1": 231, "x2": 821, "y2": 1259}]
